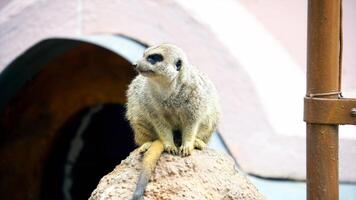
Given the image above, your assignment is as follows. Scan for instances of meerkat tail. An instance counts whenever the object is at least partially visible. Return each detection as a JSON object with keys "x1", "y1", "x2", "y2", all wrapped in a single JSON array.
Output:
[{"x1": 132, "y1": 140, "x2": 164, "y2": 200}]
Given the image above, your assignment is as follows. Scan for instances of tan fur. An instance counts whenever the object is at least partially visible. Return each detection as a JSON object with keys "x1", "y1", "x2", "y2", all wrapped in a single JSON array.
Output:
[{"x1": 126, "y1": 44, "x2": 220, "y2": 199}]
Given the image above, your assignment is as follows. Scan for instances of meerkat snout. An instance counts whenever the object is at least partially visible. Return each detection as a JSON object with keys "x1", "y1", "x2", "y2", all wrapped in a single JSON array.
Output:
[{"x1": 135, "y1": 59, "x2": 155, "y2": 76}]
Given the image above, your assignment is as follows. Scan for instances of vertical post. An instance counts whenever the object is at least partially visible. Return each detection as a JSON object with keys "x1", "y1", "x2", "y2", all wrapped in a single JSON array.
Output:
[{"x1": 306, "y1": 0, "x2": 340, "y2": 200}]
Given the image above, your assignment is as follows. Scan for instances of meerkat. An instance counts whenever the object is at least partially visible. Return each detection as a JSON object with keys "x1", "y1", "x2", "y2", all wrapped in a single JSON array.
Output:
[{"x1": 126, "y1": 43, "x2": 220, "y2": 200}]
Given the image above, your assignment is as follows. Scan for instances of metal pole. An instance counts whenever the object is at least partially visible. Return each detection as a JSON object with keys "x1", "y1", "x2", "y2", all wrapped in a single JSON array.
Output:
[{"x1": 306, "y1": 0, "x2": 340, "y2": 199}]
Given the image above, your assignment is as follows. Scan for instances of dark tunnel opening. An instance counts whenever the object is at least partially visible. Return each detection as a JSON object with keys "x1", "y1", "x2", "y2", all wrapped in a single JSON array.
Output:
[
  {"x1": 42, "y1": 104, "x2": 136, "y2": 200},
  {"x1": 0, "y1": 36, "x2": 146, "y2": 200}
]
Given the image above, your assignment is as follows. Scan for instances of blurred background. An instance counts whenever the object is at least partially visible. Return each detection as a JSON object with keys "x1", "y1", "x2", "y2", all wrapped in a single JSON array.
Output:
[{"x1": 0, "y1": 0, "x2": 355, "y2": 199}]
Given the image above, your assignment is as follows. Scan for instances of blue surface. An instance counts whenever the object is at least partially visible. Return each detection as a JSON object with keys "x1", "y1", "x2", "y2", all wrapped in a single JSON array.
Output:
[
  {"x1": 249, "y1": 176, "x2": 356, "y2": 200},
  {"x1": 209, "y1": 132, "x2": 356, "y2": 200}
]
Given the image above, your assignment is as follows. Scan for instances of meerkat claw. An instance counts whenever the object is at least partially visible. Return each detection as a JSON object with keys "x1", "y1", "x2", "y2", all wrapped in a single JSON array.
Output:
[
  {"x1": 179, "y1": 144, "x2": 194, "y2": 157},
  {"x1": 164, "y1": 144, "x2": 178, "y2": 155},
  {"x1": 138, "y1": 141, "x2": 153, "y2": 153}
]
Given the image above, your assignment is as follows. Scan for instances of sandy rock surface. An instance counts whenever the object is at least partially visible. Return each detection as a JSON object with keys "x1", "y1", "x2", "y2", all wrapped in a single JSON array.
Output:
[{"x1": 89, "y1": 149, "x2": 265, "y2": 200}]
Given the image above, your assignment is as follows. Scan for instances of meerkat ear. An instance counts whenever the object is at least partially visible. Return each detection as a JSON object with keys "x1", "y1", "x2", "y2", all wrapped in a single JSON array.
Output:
[{"x1": 175, "y1": 59, "x2": 182, "y2": 71}]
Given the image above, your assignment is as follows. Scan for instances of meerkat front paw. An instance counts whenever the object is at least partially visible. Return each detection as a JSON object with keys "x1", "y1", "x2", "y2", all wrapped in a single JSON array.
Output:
[
  {"x1": 179, "y1": 143, "x2": 194, "y2": 157},
  {"x1": 164, "y1": 143, "x2": 178, "y2": 155},
  {"x1": 138, "y1": 141, "x2": 153, "y2": 153}
]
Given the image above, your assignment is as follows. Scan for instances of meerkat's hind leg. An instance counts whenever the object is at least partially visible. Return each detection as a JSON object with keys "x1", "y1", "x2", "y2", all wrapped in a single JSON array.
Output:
[
  {"x1": 138, "y1": 141, "x2": 153, "y2": 153},
  {"x1": 194, "y1": 122, "x2": 214, "y2": 150},
  {"x1": 194, "y1": 138, "x2": 207, "y2": 150}
]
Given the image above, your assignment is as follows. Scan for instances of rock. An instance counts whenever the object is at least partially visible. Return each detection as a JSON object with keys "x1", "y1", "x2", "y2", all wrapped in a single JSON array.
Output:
[{"x1": 89, "y1": 149, "x2": 265, "y2": 200}]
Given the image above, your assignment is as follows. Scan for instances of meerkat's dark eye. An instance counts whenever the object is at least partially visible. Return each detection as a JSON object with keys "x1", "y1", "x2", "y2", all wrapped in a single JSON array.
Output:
[
  {"x1": 146, "y1": 54, "x2": 163, "y2": 64},
  {"x1": 175, "y1": 59, "x2": 182, "y2": 71}
]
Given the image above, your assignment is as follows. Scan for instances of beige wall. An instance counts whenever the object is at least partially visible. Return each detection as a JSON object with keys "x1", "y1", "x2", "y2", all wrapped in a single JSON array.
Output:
[{"x1": 239, "y1": 0, "x2": 356, "y2": 91}]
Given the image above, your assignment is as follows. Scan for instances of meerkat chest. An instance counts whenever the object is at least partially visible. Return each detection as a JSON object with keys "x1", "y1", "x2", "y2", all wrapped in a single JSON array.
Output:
[
  {"x1": 157, "y1": 98, "x2": 187, "y2": 129},
  {"x1": 163, "y1": 111, "x2": 180, "y2": 129},
  {"x1": 149, "y1": 85, "x2": 193, "y2": 127}
]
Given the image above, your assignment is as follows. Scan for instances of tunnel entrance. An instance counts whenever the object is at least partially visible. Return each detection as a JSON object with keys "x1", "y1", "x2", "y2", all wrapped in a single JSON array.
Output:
[
  {"x1": 42, "y1": 104, "x2": 135, "y2": 200},
  {"x1": 0, "y1": 35, "x2": 146, "y2": 200}
]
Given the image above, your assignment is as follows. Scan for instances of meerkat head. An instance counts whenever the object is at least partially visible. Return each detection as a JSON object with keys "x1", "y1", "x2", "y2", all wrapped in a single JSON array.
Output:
[{"x1": 135, "y1": 43, "x2": 188, "y2": 81}]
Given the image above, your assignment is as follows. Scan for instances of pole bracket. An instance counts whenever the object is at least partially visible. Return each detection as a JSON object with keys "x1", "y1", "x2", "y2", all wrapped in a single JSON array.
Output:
[{"x1": 304, "y1": 97, "x2": 356, "y2": 125}]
